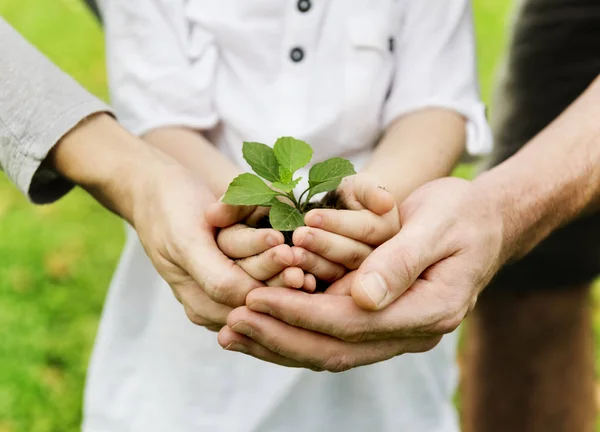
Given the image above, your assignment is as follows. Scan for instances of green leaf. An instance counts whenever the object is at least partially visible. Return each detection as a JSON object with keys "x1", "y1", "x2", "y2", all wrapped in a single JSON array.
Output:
[
  {"x1": 242, "y1": 141, "x2": 280, "y2": 182},
  {"x1": 307, "y1": 157, "x2": 356, "y2": 200},
  {"x1": 279, "y1": 167, "x2": 293, "y2": 184},
  {"x1": 222, "y1": 173, "x2": 278, "y2": 206},
  {"x1": 269, "y1": 201, "x2": 305, "y2": 231},
  {"x1": 271, "y1": 177, "x2": 301, "y2": 193},
  {"x1": 273, "y1": 137, "x2": 313, "y2": 180}
]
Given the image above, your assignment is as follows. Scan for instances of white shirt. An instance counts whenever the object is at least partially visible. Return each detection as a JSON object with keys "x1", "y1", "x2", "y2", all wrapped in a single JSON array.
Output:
[{"x1": 87, "y1": 1, "x2": 491, "y2": 431}]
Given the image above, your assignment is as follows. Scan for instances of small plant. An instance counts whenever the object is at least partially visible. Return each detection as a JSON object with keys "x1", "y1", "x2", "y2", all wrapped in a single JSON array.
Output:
[{"x1": 222, "y1": 137, "x2": 355, "y2": 231}]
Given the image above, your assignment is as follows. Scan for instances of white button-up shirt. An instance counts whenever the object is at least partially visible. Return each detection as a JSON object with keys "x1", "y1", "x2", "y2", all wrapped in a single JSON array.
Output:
[{"x1": 86, "y1": 1, "x2": 490, "y2": 431}]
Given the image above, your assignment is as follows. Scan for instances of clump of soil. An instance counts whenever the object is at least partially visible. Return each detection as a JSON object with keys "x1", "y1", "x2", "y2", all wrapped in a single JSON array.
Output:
[{"x1": 254, "y1": 190, "x2": 348, "y2": 292}]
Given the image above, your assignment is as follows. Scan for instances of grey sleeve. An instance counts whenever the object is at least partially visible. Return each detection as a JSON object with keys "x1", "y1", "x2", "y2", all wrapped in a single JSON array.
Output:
[{"x1": 0, "y1": 17, "x2": 114, "y2": 204}]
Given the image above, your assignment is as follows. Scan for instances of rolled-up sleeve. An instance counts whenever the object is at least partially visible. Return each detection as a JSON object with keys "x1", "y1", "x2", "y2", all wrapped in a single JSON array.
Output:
[
  {"x1": 0, "y1": 18, "x2": 113, "y2": 204},
  {"x1": 99, "y1": 0, "x2": 219, "y2": 136},
  {"x1": 383, "y1": 0, "x2": 492, "y2": 155}
]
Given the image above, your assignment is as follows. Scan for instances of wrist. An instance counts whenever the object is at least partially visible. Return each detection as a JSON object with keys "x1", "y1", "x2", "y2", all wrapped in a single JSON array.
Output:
[
  {"x1": 49, "y1": 113, "x2": 177, "y2": 223},
  {"x1": 473, "y1": 155, "x2": 585, "y2": 264}
]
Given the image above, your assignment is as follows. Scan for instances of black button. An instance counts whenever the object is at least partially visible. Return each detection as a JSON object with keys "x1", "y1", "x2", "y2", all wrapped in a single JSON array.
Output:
[
  {"x1": 388, "y1": 37, "x2": 395, "y2": 53},
  {"x1": 290, "y1": 47, "x2": 304, "y2": 62},
  {"x1": 298, "y1": 0, "x2": 311, "y2": 13}
]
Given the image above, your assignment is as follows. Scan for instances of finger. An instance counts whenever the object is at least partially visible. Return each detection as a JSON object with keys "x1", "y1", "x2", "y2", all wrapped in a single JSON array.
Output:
[
  {"x1": 246, "y1": 278, "x2": 461, "y2": 341},
  {"x1": 304, "y1": 209, "x2": 398, "y2": 246},
  {"x1": 175, "y1": 279, "x2": 233, "y2": 327},
  {"x1": 265, "y1": 267, "x2": 305, "y2": 289},
  {"x1": 338, "y1": 175, "x2": 396, "y2": 215},
  {"x1": 350, "y1": 224, "x2": 444, "y2": 310},
  {"x1": 291, "y1": 247, "x2": 346, "y2": 282},
  {"x1": 236, "y1": 244, "x2": 295, "y2": 281},
  {"x1": 218, "y1": 326, "x2": 314, "y2": 369},
  {"x1": 225, "y1": 307, "x2": 441, "y2": 372},
  {"x1": 323, "y1": 271, "x2": 356, "y2": 296},
  {"x1": 217, "y1": 224, "x2": 284, "y2": 259},
  {"x1": 205, "y1": 201, "x2": 256, "y2": 228},
  {"x1": 293, "y1": 227, "x2": 373, "y2": 270},
  {"x1": 181, "y1": 234, "x2": 263, "y2": 307},
  {"x1": 303, "y1": 273, "x2": 317, "y2": 293}
]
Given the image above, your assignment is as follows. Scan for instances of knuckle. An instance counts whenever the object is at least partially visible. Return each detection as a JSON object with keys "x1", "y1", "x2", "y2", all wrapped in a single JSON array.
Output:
[
  {"x1": 317, "y1": 236, "x2": 332, "y2": 256},
  {"x1": 359, "y1": 223, "x2": 377, "y2": 243},
  {"x1": 390, "y1": 247, "x2": 421, "y2": 287},
  {"x1": 322, "y1": 353, "x2": 355, "y2": 373},
  {"x1": 411, "y1": 337, "x2": 442, "y2": 354},
  {"x1": 430, "y1": 312, "x2": 464, "y2": 335},
  {"x1": 327, "y1": 264, "x2": 347, "y2": 282},
  {"x1": 203, "y1": 269, "x2": 240, "y2": 306},
  {"x1": 337, "y1": 316, "x2": 371, "y2": 342},
  {"x1": 345, "y1": 248, "x2": 365, "y2": 269},
  {"x1": 185, "y1": 309, "x2": 212, "y2": 327}
]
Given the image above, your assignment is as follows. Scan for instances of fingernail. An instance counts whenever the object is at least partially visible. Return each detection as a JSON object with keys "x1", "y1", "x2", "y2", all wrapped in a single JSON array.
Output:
[
  {"x1": 230, "y1": 321, "x2": 254, "y2": 337},
  {"x1": 359, "y1": 272, "x2": 388, "y2": 307},
  {"x1": 249, "y1": 302, "x2": 272, "y2": 315},
  {"x1": 224, "y1": 341, "x2": 248, "y2": 353},
  {"x1": 266, "y1": 234, "x2": 280, "y2": 247},
  {"x1": 308, "y1": 214, "x2": 323, "y2": 227}
]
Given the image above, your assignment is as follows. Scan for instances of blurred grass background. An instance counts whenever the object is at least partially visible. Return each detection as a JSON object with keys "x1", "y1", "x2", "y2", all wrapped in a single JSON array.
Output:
[{"x1": 0, "y1": 0, "x2": 598, "y2": 431}]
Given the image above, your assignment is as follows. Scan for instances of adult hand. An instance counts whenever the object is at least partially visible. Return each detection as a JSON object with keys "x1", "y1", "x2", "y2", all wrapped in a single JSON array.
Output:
[
  {"x1": 218, "y1": 177, "x2": 508, "y2": 370},
  {"x1": 296, "y1": 173, "x2": 400, "y2": 271},
  {"x1": 129, "y1": 164, "x2": 266, "y2": 331},
  {"x1": 51, "y1": 115, "x2": 264, "y2": 331}
]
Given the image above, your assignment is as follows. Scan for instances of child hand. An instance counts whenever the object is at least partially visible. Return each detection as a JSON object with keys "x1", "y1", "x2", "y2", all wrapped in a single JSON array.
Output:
[
  {"x1": 294, "y1": 173, "x2": 401, "y2": 271},
  {"x1": 206, "y1": 203, "x2": 339, "y2": 291}
]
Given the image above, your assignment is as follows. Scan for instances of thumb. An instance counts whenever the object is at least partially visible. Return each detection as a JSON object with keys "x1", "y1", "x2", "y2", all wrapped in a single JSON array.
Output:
[
  {"x1": 351, "y1": 227, "x2": 441, "y2": 311},
  {"x1": 339, "y1": 174, "x2": 395, "y2": 215},
  {"x1": 205, "y1": 200, "x2": 256, "y2": 228}
]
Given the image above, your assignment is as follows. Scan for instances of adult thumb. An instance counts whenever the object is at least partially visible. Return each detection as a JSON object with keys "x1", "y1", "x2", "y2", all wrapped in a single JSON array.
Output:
[
  {"x1": 205, "y1": 200, "x2": 256, "y2": 228},
  {"x1": 351, "y1": 228, "x2": 440, "y2": 311}
]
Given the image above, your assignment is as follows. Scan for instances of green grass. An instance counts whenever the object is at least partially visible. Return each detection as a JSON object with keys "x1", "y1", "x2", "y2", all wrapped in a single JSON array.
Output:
[
  {"x1": 0, "y1": 1, "x2": 593, "y2": 431},
  {"x1": 0, "y1": 2, "x2": 122, "y2": 431}
]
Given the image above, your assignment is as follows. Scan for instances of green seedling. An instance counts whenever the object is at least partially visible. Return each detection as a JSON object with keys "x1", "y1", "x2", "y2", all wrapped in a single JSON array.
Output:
[{"x1": 222, "y1": 137, "x2": 356, "y2": 231}]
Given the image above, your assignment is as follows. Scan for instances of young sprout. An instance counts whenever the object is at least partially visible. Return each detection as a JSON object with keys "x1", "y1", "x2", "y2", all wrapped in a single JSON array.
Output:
[{"x1": 222, "y1": 137, "x2": 355, "y2": 231}]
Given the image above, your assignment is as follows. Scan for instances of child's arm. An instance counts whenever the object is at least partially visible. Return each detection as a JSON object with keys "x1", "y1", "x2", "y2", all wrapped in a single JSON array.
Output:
[
  {"x1": 99, "y1": 0, "x2": 239, "y2": 197},
  {"x1": 363, "y1": 108, "x2": 466, "y2": 205},
  {"x1": 363, "y1": 0, "x2": 490, "y2": 205}
]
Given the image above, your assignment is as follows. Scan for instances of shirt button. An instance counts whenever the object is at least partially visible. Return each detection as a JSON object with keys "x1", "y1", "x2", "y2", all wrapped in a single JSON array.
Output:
[
  {"x1": 290, "y1": 47, "x2": 304, "y2": 62},
  {"x1": 297, "y1": 0, "x2": 311, "y2": 13}
]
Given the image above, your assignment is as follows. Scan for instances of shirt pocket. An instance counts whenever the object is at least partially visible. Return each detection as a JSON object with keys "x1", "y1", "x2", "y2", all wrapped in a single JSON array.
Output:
[{"x1": 340, "y1": 2, "x2": 398, "y2": 151}]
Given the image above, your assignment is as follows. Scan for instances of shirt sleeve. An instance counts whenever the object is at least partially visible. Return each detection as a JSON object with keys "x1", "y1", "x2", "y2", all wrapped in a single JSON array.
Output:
[
  {"x1": 383, "y1": 0, "x2": 492, "y2": 155},
  {"x1": 99, "y1": 0, "x2": 219, "y2": 136},
  {"x1": 0, "y1": 18, "x2": 114, "y2": 204}
]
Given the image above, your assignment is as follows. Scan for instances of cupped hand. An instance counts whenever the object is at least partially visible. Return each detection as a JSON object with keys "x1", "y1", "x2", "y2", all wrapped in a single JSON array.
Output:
[
  {"x1": 294, "y1": 173, "x2": 401, "y2": 271},
  {"x1": 218, "y1": 177, "x2": 506, "y2": 370},
  {"x1": 130, "y1": 164, "x2": 264, "y2": 331}
]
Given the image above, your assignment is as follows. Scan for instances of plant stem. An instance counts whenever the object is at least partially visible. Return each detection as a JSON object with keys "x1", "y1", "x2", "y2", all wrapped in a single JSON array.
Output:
[
  {"x1": 286, "y1": 192, "x2": 299, "y2": 208},
  {"x1": 297, "y1": 186, "x2": 317, "y2": 213}
]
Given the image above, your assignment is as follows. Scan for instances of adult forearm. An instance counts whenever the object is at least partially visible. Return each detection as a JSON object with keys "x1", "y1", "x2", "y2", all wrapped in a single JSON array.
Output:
[
  {"x1": 476, "y1": 75, "x2": 600, "y2": 262},
  {"x1": 362, "y1": 108, "x2": 466, "y2": 204},
  {"x1": 49, "y1": 113, "x2": 176, "y2": 224},
  {"x1": 142, "y1": 127, "x2": 241, "y2": 198}
]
